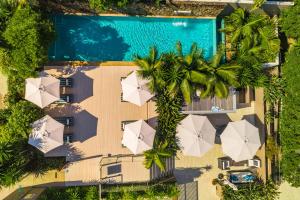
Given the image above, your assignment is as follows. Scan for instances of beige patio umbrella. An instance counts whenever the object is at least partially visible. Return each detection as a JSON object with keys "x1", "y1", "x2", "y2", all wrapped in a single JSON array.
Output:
[
  {"x1": 220, "y1": 119, "x2": 261, "y2": 162},
  {"x1": 122, "y1": 120, "x2": 156, "y2": 155},
  {"x1": 28, "y1": 115, "x2": 64, "y2": 154},
  {"x1": 176, "y1": 114, "x2": 216, "y2": 157},
  {"x1": 121, "y1": 71, "x2": 154, "y2": 106},
  {"x1": 25, "y1": 76, "x2": 60, "y2": 108}
]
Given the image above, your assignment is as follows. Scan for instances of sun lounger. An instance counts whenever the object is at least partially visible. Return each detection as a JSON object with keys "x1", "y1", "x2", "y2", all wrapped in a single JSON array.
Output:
[
  {"x1": 55, "y1": 117, "x2": 74, "y2": 126},
  {"x1": 248, "y1": 158, "x2": 261, "y2": 168},
  {"x1": 218, "y1": 157, "x2": 233, "y2": 170},
  {"x1": 59, "y1": 94, "x2": 73, "y2": 103},
  {"x1": 59, "y1": 77, "x2": 73, "y2": 87},
  {"x1": 121, "y1": 120, "x2": 137, "y2": 131},
  {"x1": 64, "y1": 134, "x2": 73, "y2": 144}
]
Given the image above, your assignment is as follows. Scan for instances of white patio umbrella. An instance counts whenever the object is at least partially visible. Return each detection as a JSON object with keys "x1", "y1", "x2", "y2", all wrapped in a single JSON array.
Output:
[
  {"x1": 28, "y1": 115, "x2": 64, "y2": 154},
  {"x1": 122, "y1": 120, "x2": 156, "y2": 155},
  {"x1": 121, "y1": 71, "x2": 154, "y2": 106},
  {"x1": 176, "y1": 114, "x2": 216, "y2": 157},
  {"x1": 220, "y1": 119, "x2": 261, "y2": 162},
  {"x1": 25, "y1": 76, "x2": 60, "y2": 108}
]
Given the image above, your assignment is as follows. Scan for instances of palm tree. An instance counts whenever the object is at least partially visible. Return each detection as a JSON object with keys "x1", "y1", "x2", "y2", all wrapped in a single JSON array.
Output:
[
  {"x1": 199, "y1": 45, "x2": 240, "y2": 99},
  {"x1": 134, "y1": 47, "x2": 163, "y2": 93},
  {"x1": 143, "y1": 141, "x2": 172, "y2": 171},
  {"x1": 221, "y1": 8, "x2": 280, "y2": 62},
  {"x1": 161, "y1": 42, "x2": 207, "y2": 104}
]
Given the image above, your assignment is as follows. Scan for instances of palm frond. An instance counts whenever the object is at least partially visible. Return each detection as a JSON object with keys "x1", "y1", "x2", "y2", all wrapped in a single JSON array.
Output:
[
  {"x1": 176, "y1": 41, "x2": 183, "y2": 58},
  {"x1": 190, "y1": 70, "x2": 207, "y2": 85},
  {"x1": 180, "y1": 79, "x2": 192, "y2": 104},
  {"x1": 211, "y1": 45, "x2": 225, "y2": 68},
  {"x1": 215, "y1": 80, "x2": 229, "y2": 98}
]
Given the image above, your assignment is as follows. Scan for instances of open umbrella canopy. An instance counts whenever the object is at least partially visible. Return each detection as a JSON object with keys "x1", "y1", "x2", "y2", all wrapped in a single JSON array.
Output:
[
  {"x1": 121, "y1": 71, "x2": 154, "y2": 106},
  {"x1": 176, "y1": 114, "x2": 216, "y2": 157},
  {"x1": 25, "y1": 76, "x2": 60, "y2": 108},
  {"x1": 28, "y1": 115, "x2": 64, "y2": 154},
  {"x1": 122, "y1": 120, "x2": 156, "y2": 155},
  {"x1": 220, "y1": 119, "x2": 261, "y2": 162}
]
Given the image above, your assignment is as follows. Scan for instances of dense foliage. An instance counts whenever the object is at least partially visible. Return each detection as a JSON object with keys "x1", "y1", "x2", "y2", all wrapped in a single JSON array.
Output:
[
  {"x1": 38, "y1": 185, "x2": 99, "y2": 200},
  {"x1": 222, "y1": 179, "x2": 280, "y2": 200},
  {"x1": 222, "y1": 8, "x2": 280, "y2": 63},
  {"x1": 279, "y1": 45, "x2": 300, "y2": 187},
  {"x1": 89, "y1": 0, "x2": 129, "y2": 11},
  {"x1": 0, "y1": 4, "x2": 54, "y2": 101},
  {"x1": 0, "y1": 1, "x2": 61, "y2": 188},
  {"x1": 280, "y1": 0, "x2": 300, "y2": 40},
  {"x1": 104, "y1": 183, "x2": 179, "y2": 200},
  {"x1": 38, "y1": 183, "x2": 178, "y2": 200},
  {"x1": 0, "y1": 101, "x2": 64, "y2": 187}
]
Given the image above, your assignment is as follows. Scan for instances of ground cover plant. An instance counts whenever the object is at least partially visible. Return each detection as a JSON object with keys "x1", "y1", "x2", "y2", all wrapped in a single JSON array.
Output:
[
  {"x1": 0, "y1": 1, "x2": 63, "y2": 188},
  {"x1": 222, "y1": 179, "x2": 280, "y2": 200},
  {"x1": 38, "y1": 185, "x2": 99, "y2": 200}
]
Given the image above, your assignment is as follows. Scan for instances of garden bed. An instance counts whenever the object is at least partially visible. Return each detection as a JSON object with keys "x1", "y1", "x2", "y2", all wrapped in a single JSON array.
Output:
[{"x1": 41, "y1": 0, "x2": 224, "y2": 17}]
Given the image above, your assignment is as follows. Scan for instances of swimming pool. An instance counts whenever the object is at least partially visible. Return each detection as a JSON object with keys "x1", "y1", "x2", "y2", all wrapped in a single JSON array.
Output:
[{"x1": 49, "y1": 15, "x2": 217, "y2": 61}]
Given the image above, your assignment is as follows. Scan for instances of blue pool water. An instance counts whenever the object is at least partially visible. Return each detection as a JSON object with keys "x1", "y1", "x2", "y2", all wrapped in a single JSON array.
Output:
[{"x1": 49, "y1": 15, "x2": 217, "y2": 61}]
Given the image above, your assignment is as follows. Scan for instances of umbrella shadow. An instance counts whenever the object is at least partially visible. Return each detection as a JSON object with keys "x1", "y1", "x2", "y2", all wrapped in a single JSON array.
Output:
[
  {"x1": 146, "y1": 116, "x2": 158, "y2": 129},
  {"x1": 45, "y1": 144, "x2": 84, "y2": 160},
  {"x1": 73, "y1": 110, "x2": 98, "y2": 142},
  {"x1": 174, "y1": 167, "x2": 203, "y2": 184},
  {"x1": 70, "y1": 71, "x2": 94, "y2": 103},
  {"x1": 206, "y1": 114, "x2": 232, "y2": 144},
  {"x1": 55, "y1": 65, "x2": 98, "y2": 77},
  {"x1": 45, "y1": 104, "x2": 82, "y2": 117},
  {"x1": 242, "y1": 114, "x2": 265, "y2": 147}
]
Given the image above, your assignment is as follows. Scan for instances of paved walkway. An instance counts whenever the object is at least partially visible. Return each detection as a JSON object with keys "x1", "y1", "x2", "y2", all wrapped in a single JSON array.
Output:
[
  {"x1": 175, "y1": 89, "x2": 266, "y2": 200},
  {"x1": 279, "y1": 181, "x2": 300, "y2": 200},
  {"x1": 0, "y1": 170, "x2": 65, "y2": 200}
]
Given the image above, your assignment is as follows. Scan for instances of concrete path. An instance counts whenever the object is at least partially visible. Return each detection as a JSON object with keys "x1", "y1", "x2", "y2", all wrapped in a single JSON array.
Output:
[
  {"x1": 0, "y1": 170, "x2": 64, "y2": 200},
  {"x1": 279, "y1": 181, "x2": 300, "y2": 200}
]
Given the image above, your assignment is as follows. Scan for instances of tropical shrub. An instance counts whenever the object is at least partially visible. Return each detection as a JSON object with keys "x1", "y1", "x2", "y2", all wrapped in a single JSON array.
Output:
[
  {"x1": 2, "y1": 5, "x2": 54, "y2": 79},
  {"x1": 264, "y1": 75, "x2": 286, "y2": 105},
  {"x1": 222, "y1": 8, "x2": 280, "y2": 63},
  {"x1": 280, "y1": 0, "x2": 300, "y2": 39},
  {"x1": 89, "y1": 0, "x2": 129, "y2": 11},
  {"x1": 222, "y1": 179, "x2": 280, "y2": 200},
  {"x1": 38, "y1": 186, "x2": 99, "y2": 200},
  {"x1": 143, "y1": 90, "x2": 182, "y2": 171},
  {"x1": 236, "y1": 55, "x2": 268, "y2": 88},
  {"x1": 103, "y1": 183, "x2": 179, "y2": 199},
  {"x1": 196, "y1": 45, "x2": 240, "y2": 99},
  {"x1": 280, "y1": 45, "x2": 300, "y2": 187}
]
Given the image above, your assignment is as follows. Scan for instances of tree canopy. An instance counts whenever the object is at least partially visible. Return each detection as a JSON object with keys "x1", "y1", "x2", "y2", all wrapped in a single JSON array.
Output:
[{"x1": 222, "y1": 179, "x2": 280, "y2": 200}]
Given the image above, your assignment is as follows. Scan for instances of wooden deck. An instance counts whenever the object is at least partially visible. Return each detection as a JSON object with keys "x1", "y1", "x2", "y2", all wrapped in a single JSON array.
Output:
[
  {"x1": 181, "y1": 89, "x2": 236, "y2": 114},
  {"x1": 44, "y1": 64, "x2": 157, "y2": 184}
]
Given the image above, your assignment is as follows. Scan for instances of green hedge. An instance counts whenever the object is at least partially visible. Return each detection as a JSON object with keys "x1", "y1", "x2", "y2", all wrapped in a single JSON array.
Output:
[
  {"x1": 280, "y1": 0, "x2": 300, "y2": 40},
  {"x1": 280, "y1": 45, "x2": 300, "y2": 187},
  {"x1": 38, "y1": 186, "x2": 99, "y2": 200}
]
